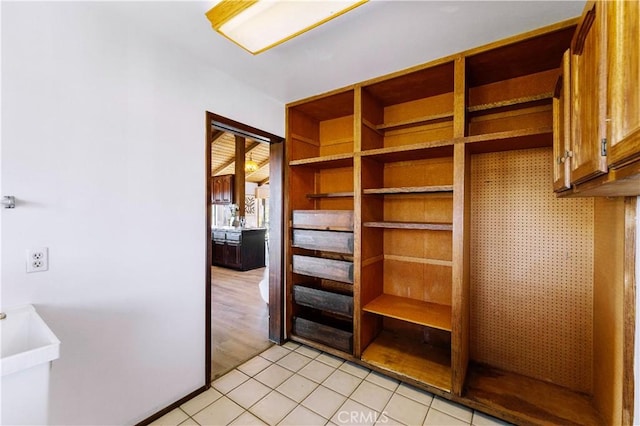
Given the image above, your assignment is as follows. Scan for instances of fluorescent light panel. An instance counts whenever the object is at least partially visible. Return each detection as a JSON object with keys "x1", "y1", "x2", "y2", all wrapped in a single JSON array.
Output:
[{"x1": 206, "y1": 0, "x2": 368, "y2": 54}]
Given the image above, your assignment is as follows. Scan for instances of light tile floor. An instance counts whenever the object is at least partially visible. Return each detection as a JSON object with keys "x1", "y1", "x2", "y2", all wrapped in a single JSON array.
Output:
[{"x1": 151, "y1": 342, "x2": 511, "y2": 426}]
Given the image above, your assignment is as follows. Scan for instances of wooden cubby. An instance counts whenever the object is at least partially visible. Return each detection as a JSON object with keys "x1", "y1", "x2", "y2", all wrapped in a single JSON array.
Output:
[
  {"x1": 360, "y1": 145, "x2": 455, "y2": 392},
  {"x1": 285, "y1": 16, "x2": 635, "y2": 426},
  {"x1": 361, "y1": 61, "x2": 455, "y2": 151}
]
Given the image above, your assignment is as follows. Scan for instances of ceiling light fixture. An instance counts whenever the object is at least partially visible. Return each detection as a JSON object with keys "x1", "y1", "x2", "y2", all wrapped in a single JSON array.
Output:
[
  {"x1": 205, "y1": 0, "x2": 369, "y2": 55},
  {"x1": 245, "y1": 154, "x2": 259, "y2": 173}
]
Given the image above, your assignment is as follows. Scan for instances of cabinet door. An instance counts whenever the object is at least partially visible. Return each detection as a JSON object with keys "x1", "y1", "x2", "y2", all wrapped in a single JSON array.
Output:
[
  {"x1": 221, "y1": 176, "x2": 231, "y2": 203},
  {"x1": 225, "y1": 243, "x2": 242, "y2": 268},
  {"x1": 570, "y1": 1, "x2": 608, "y2": 184},
  {"x1": 553, "y1": 50, "x2": 572, "y2": 192},
  {"x1": 212, "y1": 177, "x2": 223, "y2": 203},
  {"x1": 212, "y1": 241, "x2": 225, "y2": 265},
  {"x1": 221, "y1": 175, "x2": 234, "y2": 203},
  {"x1": 209, "y1": 176, "x2": 216, "y2": 203},
  {"x1": 607, "y1": 0, "x2": 640, "y2": 168}
]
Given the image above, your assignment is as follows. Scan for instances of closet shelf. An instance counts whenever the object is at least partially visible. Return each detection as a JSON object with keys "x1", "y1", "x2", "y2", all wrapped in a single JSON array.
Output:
[
  {"x1": 363, "y1": 294, "x2": 452, "y2": 331},
  {"x1": 363, "y1": 221, "x2": 453, "y2": 231},
  {"x1": 375, "y1": 112, "x2": 454, "y2": 131},
  {"x1": 363, "y1": 185, "x2": 453, "y2": 195},
  {"x1": 467, "y1": 92, "x2": 554, "y2": 113},
  {"x1": 358, "y1": 126, "x2": 553, "y2": 161},
  {"x1": 289, "y1": 153, "x2": 354, "y2": 169},
  {"x1": 306, "y1": 192, "x2": 354, "y2": 198}
]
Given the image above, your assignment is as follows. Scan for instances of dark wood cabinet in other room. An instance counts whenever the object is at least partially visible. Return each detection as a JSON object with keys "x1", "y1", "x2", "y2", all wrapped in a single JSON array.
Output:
[
  {"x1": 212, "y1": 228, "x2": 266, "y2": 271},
  {"x1": 211, "y1": 174, "x2": 234, "y2": 204}
]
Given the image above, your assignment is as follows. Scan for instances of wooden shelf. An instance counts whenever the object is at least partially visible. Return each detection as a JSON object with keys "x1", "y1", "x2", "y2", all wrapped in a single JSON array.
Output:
[
  {"x1": 363, "y1": 221, "x2": 453, "y2": 231},
  {"x1": 307, "y1": 192, "x2": 354, "y2": 198},
  {"x1": 466, "y1": 363, "x2": 603, "y2": 425},
  {"x1": 465, "y1": 126, "x2": 553, "y2": 153},
  {"x1": 363, "y1": 185, "x2": 453, "y2": 195},
  {"x1": 363, "y1": 294, "x2": 452, "y2": 331},
  {"x1": 467, "y1": 92, "x2": 553, "y2": 113},
  {"x1": 362, "y1": 330, "x2": 451, "y2": 392},
  {"x1": 289, "y1": 153, "x2": 354, "y2": 169},
  {"x1": 376, "y1": 112, "x2": 454, "y2": 131},
  {"x1": 358, "y1": 127, "x2": 553, "y2": 161}
]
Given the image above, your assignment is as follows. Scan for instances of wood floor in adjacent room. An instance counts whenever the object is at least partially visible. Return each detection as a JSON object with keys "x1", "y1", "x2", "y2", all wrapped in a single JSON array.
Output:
[{"x1": 211, "y1": 265, "x2": 272, "y2": 380}]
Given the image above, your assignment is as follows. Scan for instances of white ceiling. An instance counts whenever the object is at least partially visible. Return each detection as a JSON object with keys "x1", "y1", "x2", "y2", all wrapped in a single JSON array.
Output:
[{"x1": 111, "y1": 1, "x2": 585, "y2": 104}]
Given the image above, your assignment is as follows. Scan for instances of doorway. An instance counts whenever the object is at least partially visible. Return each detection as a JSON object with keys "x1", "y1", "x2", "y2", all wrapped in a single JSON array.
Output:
[{"x1": 205, "y1": 112, "x2": 284, "y2": 383}]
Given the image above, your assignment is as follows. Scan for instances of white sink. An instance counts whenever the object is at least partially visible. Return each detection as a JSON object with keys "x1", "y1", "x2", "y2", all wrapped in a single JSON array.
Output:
[
  {"x1": 1, "y1": 304, "x2": 61, "y2": 425},
  {"x1": 1, "y1": 304, "x2": 60, "y2": 376}
]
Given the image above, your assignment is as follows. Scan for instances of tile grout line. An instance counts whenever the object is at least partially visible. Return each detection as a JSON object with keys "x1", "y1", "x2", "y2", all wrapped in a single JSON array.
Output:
[{"x1": 194, "y1": 343, "x2": 500, "y2": 426}]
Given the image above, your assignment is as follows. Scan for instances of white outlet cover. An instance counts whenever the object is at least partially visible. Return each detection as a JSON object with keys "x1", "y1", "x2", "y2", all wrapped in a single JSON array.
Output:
[{"x1": 26, "y1": 247, "x2": 49, "y2": 273}]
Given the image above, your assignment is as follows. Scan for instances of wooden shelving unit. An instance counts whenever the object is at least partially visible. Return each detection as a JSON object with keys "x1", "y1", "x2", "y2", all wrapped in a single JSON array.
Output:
[
  {"x1": 286, "y1": 89, "x2": 357, "y2": 355},
  {"x1": 358, "y1": 64, "x2": 456, "y2": 390},
  {"x1": 285, "y1": 17, "x2": 632, "y2": 426}
]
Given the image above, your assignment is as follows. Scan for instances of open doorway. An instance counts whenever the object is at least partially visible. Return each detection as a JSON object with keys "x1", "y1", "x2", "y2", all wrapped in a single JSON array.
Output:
[{"x1": 205, "y1": 112, "x2": 284, "y2": 383}]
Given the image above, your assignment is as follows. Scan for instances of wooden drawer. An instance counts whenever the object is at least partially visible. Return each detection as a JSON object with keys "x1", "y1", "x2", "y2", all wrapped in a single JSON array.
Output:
[
  {"x1": 292, "y1": 229, "x2": 354, "y2": 254},
  {"x1": 293, "y1": 285, "x2": 353, "y2": 318},
  {"x1": 292, "y1": 317, "x2": 353, "y2": 353},
  {"x1": 292, "y1": 210, "x2": 354, "y2": 231},
  {"x1": 292, "y1": 255, "x2": 353, "y2": 284}
]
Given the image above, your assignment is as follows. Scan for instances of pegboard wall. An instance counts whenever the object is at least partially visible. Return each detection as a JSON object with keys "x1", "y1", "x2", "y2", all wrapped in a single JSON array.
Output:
[{"x1": 470, "y1": 148, "x2": 594, "y2": 393}]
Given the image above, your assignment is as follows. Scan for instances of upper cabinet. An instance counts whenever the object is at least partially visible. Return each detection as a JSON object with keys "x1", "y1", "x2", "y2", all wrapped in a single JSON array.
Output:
[
  {"x1": 211, "y1": 174, "x2": 234, "y2": 204},
  {"x1": 555, "y1": 0, "x2": 640, "y2": 196},
  {"x1": 569, "y1": 1, "x2": 608, "y2": 185},
  {"x1": 606, "y1": 0, "x2": 640, "y2": 169}
]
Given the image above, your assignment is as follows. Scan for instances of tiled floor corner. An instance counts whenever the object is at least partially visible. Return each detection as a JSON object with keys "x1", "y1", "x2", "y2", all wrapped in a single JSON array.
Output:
[{"x1": 150, "y1": 343, "x2": 511, "y2": 426}]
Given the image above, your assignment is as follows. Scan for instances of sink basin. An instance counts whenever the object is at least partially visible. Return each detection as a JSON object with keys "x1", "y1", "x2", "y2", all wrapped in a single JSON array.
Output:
[
  {"x1": 1, "y1": 304, "x2": 60, "y2": 425},
  {"x1": 1, "y1": 304, "x2": 60, "y2": 377}
]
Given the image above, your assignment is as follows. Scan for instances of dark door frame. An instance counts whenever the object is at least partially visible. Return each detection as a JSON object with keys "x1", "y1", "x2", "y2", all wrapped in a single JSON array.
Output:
[{"x1": 205, "y1": 111, "x2": 285, "y2": 384}]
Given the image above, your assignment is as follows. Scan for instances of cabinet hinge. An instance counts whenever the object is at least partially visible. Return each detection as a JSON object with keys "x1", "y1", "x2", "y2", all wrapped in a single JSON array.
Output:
[{"x1": 601, "y1": 138, "x2": 607, "y2": 156}]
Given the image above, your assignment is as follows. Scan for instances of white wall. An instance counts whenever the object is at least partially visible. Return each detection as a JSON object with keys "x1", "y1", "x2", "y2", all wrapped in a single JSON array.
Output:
[{"x1": 1, "y1": 2, "x2": 283, "y2": 424}]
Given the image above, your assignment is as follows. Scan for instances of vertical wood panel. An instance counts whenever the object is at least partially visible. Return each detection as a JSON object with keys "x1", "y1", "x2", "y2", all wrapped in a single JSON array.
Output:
[
  {"x1": 622, "y1": 197, "x2": 637, "y2": 425},
  {"x1": 235, "y1": 135, "x2": 246, "y2": 214},
  {"x1": 205, "y1": 113, "x2": 213, "y2": 385},
  {"x1": 353, "y1": 87, "x2": 363, "y2": 355},
  {"x1": 593, "y1": 196, "x2": 624, "y2": 425},
  {"x1": 269, "y1": 139, "x2": 284, "y2": 343},
  {"x1": 451, "y1": 143, "x2": 470, "y2": 395},
  {"x1": 454, "y1": 56, "x2": 467, "y2": 138}
]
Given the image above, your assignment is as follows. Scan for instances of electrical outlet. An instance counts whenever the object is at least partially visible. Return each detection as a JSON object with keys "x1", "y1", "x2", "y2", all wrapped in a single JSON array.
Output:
[{"x1": 26, "y1": 247, "x2": 49, "y2": 273}]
